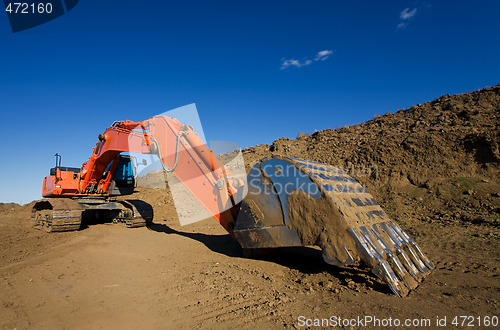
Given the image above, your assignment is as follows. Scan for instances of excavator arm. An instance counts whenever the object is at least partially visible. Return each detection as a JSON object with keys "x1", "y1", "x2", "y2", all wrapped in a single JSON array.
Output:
[{"x1": 42, "y1": 115, "x2": 242, "y2": 234}]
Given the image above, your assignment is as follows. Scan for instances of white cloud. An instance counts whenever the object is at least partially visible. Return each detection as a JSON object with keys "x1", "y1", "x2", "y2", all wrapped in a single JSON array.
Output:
[
  {"x1": 397, "y1": 7, "x2": 418, "y2": 30},
  {"x1": 400, "y1": 8, "x2": 417, "y2": 20},
  {"x1": 280, "y1": 59, "x2": 309, "y2": 70},
  {"x1": 397, "y1": 21, "x2": 408, "y2": 29},
  {"x1": 281, "y1": 50, "x2": 334, "y2": 70},
  {"x1": 315, "y1": 50, "x2": 333, "y2": 61}
]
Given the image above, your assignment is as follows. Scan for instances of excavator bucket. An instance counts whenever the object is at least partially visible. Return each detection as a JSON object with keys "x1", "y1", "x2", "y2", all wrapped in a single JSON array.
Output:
[{"x1": 233, "y1": 156, "x2": 434, "y2": 297}]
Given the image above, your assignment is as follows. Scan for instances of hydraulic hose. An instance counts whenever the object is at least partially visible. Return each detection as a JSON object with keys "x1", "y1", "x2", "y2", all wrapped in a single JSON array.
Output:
[{"x1": 152, "y1": 131, "x2": 184, "y2": 173}]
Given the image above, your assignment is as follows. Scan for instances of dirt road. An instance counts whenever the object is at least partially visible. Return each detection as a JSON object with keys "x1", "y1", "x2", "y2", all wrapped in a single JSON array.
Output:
[{"x1": 1, "y1": 205, "x2": 498, "y2": 329}]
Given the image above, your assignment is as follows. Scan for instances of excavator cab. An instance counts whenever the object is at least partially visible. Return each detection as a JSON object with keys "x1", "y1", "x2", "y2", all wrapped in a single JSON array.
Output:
[{"x1": 108, "y1": 155, "x2": 136, "y2": 196}]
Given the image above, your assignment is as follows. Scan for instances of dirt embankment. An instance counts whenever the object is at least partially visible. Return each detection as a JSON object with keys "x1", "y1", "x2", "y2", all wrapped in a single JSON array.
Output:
[
  {"x1": 1, "y1": 84, "x2": 499, "y2": 328},
  {"x1": 243, "y1": 84, "x2": 500, "y2": 236}
]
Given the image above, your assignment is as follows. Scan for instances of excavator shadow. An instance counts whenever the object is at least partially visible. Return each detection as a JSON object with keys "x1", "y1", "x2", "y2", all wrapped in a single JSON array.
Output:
[
  {"x1": 147, "y1": 223, "x2": 390, "y2": 295},
  {"x1": 147, "y1": 223, "x2": 242, "y2": 258},
  {"x1": 259, "y1": 246, "x2": 391, "y2": 295}
]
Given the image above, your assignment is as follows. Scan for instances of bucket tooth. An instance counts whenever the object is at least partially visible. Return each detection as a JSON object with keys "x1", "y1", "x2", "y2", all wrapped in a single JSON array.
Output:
[
  {"x1": 390, "y1": 222, "x2": 434, "y2": 270},
  {"x1": 387, "y1": 221, "x2": 431, "y2": 274},
  {"x1": 348, "y1": 229, "x2": 407, "y2": 296},
  {"x1": 233, "y1": 156, "x2": 433, "y2": 297},
  {"x1": 389, "y1": 255, "x2": 419, "y2": 290},
  {"x1": 412, "y1": 242, "x2": 435, "y2": 270},
  {"x1": 349, "y1": 228, "x2": 414, "y2": 296},
  {"x1": 367, "y1": 225, "x2": 419, "y2": 290},
  {"x1": 374, "y1": 261, "x2": 410, "y2": 298},
  {"x1": 349, "y1": 228, "x2": 382, "y2": 262},
  {"x1": 405, "y1": 246, "x2": 431, "y2": 274},
  {"x1": 378, "y1": 221, "x2": 425, "y2": 280}
]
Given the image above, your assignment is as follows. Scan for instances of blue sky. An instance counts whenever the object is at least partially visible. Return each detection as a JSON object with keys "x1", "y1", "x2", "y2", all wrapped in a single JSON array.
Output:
[{"x1": 1, "y1": 0, "x2": 499, "y2": 204}]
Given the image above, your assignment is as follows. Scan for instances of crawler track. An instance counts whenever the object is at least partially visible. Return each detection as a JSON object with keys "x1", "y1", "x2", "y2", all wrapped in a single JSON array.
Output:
[
  {"x1": 120, "y1": 200, "x2": 154, "y2": 228},
  {"x1": 31, "y1": 198, "x2": 153, "y2": 232},
  {"x1": 32, "y1": 199, "x2": 82, "y2": 232}
]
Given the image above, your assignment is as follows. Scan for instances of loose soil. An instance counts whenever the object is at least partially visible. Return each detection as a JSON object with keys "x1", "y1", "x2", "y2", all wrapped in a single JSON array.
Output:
[
  {"x1": 1, "y1": 84, "x2": 499, "y2": 329},
  {"x1": 287, "y1": 190, "x2": 356, "y2": 265}
]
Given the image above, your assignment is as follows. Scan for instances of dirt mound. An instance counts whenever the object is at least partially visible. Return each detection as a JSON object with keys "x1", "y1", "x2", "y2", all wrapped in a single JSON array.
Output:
[
  {"x1": 243, "y1": 83, "x2": 500, "y2": 235},
  {"x1": 136, "y1": 169, "x2": 167, "y2": 189},
  {"x1": 0, "y1": 203, "x2": 21, "y2": 212}
]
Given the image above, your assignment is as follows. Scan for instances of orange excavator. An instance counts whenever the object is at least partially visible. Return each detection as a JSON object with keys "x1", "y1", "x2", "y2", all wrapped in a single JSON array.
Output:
[{"x1": 33, "y1": 114, "x2": 434, "y2": 297}]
